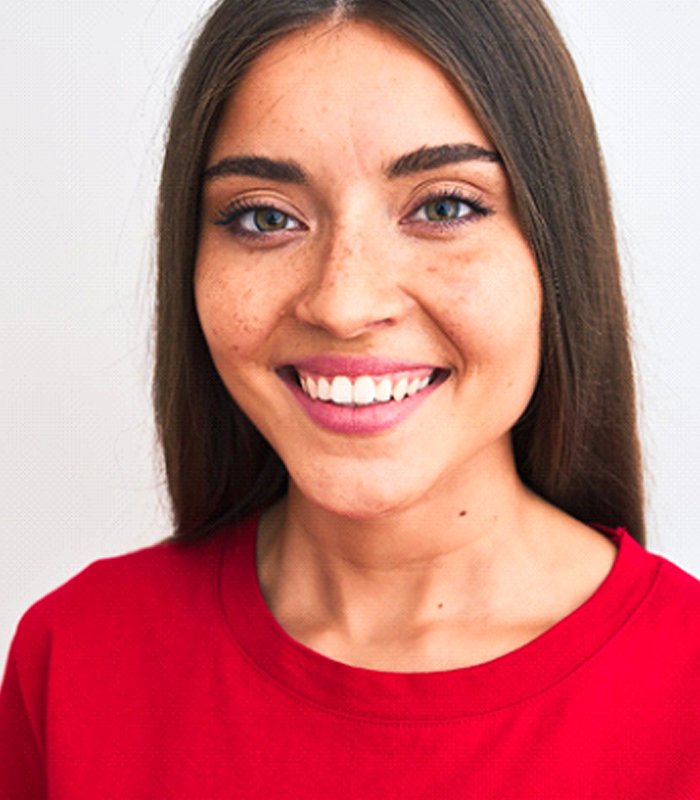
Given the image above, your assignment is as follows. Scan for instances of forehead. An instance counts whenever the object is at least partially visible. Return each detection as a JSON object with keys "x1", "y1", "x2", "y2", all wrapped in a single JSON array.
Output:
[{"x1": 208, "y1": 20, "x2": 493, "y2": 170}]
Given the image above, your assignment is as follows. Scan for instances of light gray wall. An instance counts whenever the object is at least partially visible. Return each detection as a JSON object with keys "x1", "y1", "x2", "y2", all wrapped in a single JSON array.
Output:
[{"x1": 2, "y1": 0, "x2": 699, "y2": 664}]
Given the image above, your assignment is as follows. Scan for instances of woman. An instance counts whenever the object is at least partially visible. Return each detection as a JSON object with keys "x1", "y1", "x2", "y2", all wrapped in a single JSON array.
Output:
[{"x1": 1, "y1": 0, "x2": 698, "y2": 796}]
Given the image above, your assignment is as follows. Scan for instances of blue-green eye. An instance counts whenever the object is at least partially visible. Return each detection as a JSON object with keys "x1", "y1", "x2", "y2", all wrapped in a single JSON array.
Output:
[
  {"x1": 249, "y1": 207, "x2": 293, "y2": 231},
  {"x1": 214, "y1": 203, "x2": 303, "y2": 236},
  {"x1": 422, "y1": 197, "x2": 468, "y2": 222},
  {"x1": 236, "y1": 206, "x2": 300, "y2": 233},
  {"x1": 412, "y1": 193, "x2": 490, "y2": 225}
]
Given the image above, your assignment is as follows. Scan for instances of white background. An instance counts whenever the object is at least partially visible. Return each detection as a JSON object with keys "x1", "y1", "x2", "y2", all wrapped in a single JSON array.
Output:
[{"x1": 2, "y1": 0, "x2": 699, "y2": 664}]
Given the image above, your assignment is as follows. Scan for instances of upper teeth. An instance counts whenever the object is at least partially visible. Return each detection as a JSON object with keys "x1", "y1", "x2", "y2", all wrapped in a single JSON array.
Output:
[{"x1": 299, "y1": 373, "x2": 433, "y2": 406}]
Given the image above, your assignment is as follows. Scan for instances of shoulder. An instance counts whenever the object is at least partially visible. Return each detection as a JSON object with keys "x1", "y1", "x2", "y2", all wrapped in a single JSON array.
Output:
[
  {"x1": 616, "y1": 528, "x2": 700, "y2": 619},
  {"x1": 619, "y1": 540, "x2": 700, "y2": 668},
  {"x1": 648, "y1": 549, "x2": 700, "y2": 614},
  {"x1": 606, "y1": 546, "x2": 700, "y2": 722},
  {"x1": 10, "y1": 527, "x2": 233, "y2": 660},
  {"x1": 596, "y1": 525, "x2": 700, "y2": 613}
]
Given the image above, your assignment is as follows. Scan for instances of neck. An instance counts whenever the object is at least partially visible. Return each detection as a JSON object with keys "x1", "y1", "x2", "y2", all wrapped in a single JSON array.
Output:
[
  {"x1": 256, "y1": 446, "x2": 616, "y2": 671},
  {"x1": 260, "y1": 450, "x2": 559, "y2": 626},
  {"x1": 279, "y1": 460, "x2": 532, "y2": 573}
]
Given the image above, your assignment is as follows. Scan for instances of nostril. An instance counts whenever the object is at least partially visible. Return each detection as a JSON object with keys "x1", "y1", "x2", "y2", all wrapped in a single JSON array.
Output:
[{"x1": 292, "y1": 264, "x2": 410, "y2": 339}]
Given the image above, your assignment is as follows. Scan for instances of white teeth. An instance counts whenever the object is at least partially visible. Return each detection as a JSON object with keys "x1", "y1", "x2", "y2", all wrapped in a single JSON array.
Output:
[
  {"x1": 353, "y1": 375, "x2": 376, "y2": 405},
  {"x1": 330, "y1": 376, "x2": 353, "y2": 404},
  {"x1": 407, "y1": 378, "x2": 421, "y2": 396},
  {"x1": 317, "y1": 376, "x2": 331, "y2": 401},
  {"x1": 298, "y1": 370, "x2": 437, "y2": 405},
  {"x1": 376, "y1": 377, "x2": 393, "y2": 403},
  {"x1": 392, "y1": 377, "x2": 409, "y2": 402}
]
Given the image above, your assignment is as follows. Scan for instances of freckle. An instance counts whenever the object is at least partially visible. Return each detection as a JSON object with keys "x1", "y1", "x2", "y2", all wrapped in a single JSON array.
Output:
[
  {"x1": 459, "y1": 510, "x2": 467, "y2": 517},
  {"x1": 427, "y1": 266, "x2": 438, "y2": 273},
  {"x1": 438, "y1": 603, "x2": 444, "y2": 609}
]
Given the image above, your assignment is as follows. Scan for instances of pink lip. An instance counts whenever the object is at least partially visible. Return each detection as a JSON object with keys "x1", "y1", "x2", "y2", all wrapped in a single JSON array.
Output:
[
  {"x1": 279, "y1": 359, "x2": 448, "y2": 435},
  {"x1": 289, "y1": 355, "x2": 438, "y2": 378},
  {"x1": 286, "y1": 380, "x2": 443, "y2": 434}
]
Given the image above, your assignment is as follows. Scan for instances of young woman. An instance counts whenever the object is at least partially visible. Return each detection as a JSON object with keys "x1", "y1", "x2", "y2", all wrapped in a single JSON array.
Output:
[{"x1": 2, "y1": 0, "x2": 698, "y2": 796}]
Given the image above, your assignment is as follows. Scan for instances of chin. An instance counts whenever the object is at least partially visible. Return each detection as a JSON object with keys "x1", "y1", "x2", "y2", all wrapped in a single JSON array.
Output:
[
  {"x1": 317, "y1": 495, "x2": 404, "y2": 521},
  {"x1": 290, "y1": 461, "x2": 426, "y2": 521},
  {"x1": 311, "y1": 495, "x2": 411, "y2": 522}
]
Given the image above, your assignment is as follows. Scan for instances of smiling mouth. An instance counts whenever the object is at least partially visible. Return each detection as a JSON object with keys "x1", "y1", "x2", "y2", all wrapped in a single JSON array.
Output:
[{"x1": 278, "y1": 366, "x2": 450, "y2": 407}]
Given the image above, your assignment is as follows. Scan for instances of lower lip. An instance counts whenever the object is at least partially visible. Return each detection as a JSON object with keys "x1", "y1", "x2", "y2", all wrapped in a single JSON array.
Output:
[{"x1": 284, "y1": 377, "x2": 443, "y2": 435}]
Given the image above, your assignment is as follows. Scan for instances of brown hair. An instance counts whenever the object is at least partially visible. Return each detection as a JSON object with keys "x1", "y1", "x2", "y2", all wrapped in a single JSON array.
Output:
[{"x1": 154, "y1": 0, "x2": 646, "y2": 544}]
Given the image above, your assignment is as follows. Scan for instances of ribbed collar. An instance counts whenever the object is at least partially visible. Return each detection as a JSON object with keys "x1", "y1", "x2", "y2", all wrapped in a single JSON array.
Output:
[{"x1": 217, "y1": 517, "x2": 660, "y2": 722}]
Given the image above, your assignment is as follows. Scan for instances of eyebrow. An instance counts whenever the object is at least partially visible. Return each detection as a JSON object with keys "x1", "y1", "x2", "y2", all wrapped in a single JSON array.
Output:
[
  {"x1": 386, "y1": 143, "x2": 501, "y2": 177},
  {"x1": 202, "y1": 142, "x2": 501, "y2": 184},
  {"x1": 203, "y1": 156, "x2": 308, "y2": 184}
]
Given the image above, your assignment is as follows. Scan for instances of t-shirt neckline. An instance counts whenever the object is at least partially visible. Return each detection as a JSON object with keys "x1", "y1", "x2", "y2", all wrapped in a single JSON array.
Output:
[{"x1": 217, "y1": 517, "x2": 659, "y2": 721}]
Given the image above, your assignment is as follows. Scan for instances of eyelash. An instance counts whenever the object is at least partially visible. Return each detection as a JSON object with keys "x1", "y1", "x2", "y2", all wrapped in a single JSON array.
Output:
[
  {"x1": 213, "y1": 190, "x2": 493, "y2": 240},
  {"x1": 213, "y1": 199, "x2": 305, "y2": 240},
  {"x1": 404, "y1": 189, "x2": 492, "y2": 229}
]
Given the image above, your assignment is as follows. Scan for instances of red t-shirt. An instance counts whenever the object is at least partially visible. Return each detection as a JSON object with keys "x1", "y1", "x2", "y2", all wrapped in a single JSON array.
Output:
[{"x1": 1, "y1": 517, "x2": 699, "y2": 798}]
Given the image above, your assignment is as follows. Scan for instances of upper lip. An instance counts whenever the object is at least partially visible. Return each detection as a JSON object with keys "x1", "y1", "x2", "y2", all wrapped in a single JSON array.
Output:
[{"x1": 285, "y1": 355, "x2": 443, "y2": 377}]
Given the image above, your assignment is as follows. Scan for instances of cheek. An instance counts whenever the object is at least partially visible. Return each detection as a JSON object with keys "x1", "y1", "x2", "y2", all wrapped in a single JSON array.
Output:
[
  {"x1": 424, "y1": 245, "x2": 542, "y2": 365},
  {"x1": 194, "y1": 262, "x2": 285, "y2": 361}
]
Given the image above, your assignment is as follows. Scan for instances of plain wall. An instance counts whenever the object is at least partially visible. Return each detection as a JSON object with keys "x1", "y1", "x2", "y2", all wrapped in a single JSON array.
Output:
[{"x1": 2, "y1": 0, "x2": 699, "y2": 664}]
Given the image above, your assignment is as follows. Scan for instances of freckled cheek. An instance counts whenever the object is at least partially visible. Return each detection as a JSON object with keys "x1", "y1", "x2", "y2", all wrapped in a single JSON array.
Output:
[{"x1": 194, "y1": 268, "x2": 283, "y2": 360}]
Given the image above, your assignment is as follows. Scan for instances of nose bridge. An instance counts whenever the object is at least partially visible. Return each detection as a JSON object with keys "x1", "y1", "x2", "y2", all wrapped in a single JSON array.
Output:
[
  {"x1": 295, "y1": 212, "x2": 407, "y2": 337},
  {"x1": 324, "y1": 220, "x2": 373, "y2": 289}
]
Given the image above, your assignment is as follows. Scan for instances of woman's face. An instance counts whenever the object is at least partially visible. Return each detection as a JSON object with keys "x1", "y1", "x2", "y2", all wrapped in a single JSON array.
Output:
[{"x1": 195, "y1": 21, "x2": 542, "y2": 519}]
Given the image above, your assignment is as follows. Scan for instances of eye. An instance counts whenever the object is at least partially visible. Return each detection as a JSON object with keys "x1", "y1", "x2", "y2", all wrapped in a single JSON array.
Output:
[
  {"x1": 405, "y1": 191, "x2": 492, "y2": 229},
  {"x1": 245, "y1": 207, "x2": 297, "y2": 232},
  {"x1": 421, "y1": 197, "x2": 470, "y2": 222},
  {"x1": 214, "y1": 202, "x2": 304, "y2": 238}
]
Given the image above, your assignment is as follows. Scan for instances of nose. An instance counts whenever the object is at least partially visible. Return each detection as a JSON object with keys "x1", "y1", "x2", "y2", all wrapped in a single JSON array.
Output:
[{"x1": 294, "y1": 223, "x2": 412, "y2": 339}]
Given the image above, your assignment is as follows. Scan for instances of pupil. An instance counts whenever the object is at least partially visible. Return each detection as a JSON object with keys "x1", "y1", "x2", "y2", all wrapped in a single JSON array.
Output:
[
  {"x1": 428, "y1": 199, "x2": 458, "y2": 221},
  {"x1": 255, "y1": 208, "x2": 286, "y2": 230}
]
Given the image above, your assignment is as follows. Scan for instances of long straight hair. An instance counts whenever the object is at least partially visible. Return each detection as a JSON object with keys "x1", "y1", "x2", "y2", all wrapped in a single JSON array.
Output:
[{"x1": 154, "y1": 0, "x2": 646, "y2": 544}]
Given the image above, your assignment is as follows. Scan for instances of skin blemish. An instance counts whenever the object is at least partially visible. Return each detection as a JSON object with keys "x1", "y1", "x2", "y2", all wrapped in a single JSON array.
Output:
[
  {"x1": 459, "y1": 510, "x2": 467, "y2": 517},
  {"x1": 438, "y1": 603, "x2": 444, "y2": 609}
]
